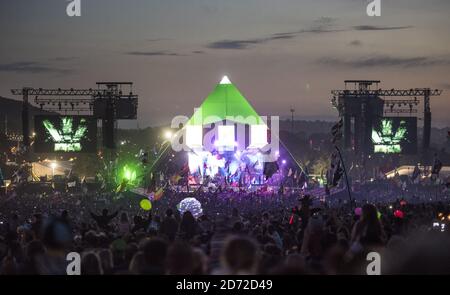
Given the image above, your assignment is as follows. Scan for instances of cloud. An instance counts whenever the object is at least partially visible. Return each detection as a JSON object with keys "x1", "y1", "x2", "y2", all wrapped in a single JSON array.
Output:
[
  {"x1": 301, "y1": 28, "x2": 345, "y2": 34},
  {"x1": 206, "y1": 39, "x2": 265, "y2": 50},
  {"x1": 126, "y1": 51, "x2": 182, "y2": 56},
  {"x1": 353, "y1": 25, "x2": 413, "y2": 31},
  {"x1": 50, "y1": 56, "x2": 80, "y2": 62},
  {"x1": 205, "y1": 18, "x2": 412, "y2": 50},
  {"x1": 271, "y1": 32, "x2": 297, "y2": 37},
  {"x1": 268, "y1": 33, "x2": 297, "y2": 40},
  {"x1": 436, "y1": 82, "x2": 450, "y2": 90},
  {"x1": 318, "y1": 55, "x2": 450, "y2": 68},
  {"x1": 146, "y1": 38, "x2": 170, "y2": 42},
  {"x1": 206, "y1": 27, "x2": 341, "y2": 50},
  {"x1": 0, "y1": 61, "x2": 73, "y2": 74},
  {"x1": 205, "y1": 17, "x2": 346, "y2": 50},
  {"x1": 348, "y1": 40, "x2": 363, "y2": 46},
  {"x1": 206, "y1": 27, "x2": 343, "y2": 50}
]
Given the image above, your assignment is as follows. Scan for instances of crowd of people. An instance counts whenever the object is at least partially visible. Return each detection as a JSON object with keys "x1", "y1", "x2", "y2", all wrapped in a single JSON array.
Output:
[{"x1": 0, "y1": 180, "x2": 449, "y2": 275}]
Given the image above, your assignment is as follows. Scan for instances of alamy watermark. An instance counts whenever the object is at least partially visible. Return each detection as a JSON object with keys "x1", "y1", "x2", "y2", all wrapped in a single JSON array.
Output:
[
  {"x1": 366, "y1": 0, "x2": 381, "y2": 17},
  {"x1": 366, "y1": 252, "x2": 381, "y2": 275},
  {"x1": 65, "y1": 1, "x2": 378, "y2": 18},
  {"x1": 66, "y1": 252, "x2": 81, "y2": 275},
  {"x1": 64, "y1": 1, "x2": 379, "y2": 18},
  {"x1": 66, "y1": 0, "x2": 81, "y2": 17}
]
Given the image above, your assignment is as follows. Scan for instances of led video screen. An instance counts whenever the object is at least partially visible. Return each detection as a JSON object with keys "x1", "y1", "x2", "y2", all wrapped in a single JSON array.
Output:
[
  {"x1": 371, "y1": 117, "x2": 417, "y2": 154},
  {"x1": 34, "y1": 116, "x2": 97, "y2": 153}
]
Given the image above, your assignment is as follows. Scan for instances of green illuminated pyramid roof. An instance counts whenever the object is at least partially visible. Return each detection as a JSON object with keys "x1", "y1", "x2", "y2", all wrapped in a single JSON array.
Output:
[{"x1": 187, "y1": 76, "x2": 264, "y2": 126}]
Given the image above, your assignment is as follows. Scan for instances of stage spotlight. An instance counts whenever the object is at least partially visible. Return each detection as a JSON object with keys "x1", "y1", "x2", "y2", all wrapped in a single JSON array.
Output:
[{"x1": 282, "y1": 160, "x2": 286, "y2": 164}]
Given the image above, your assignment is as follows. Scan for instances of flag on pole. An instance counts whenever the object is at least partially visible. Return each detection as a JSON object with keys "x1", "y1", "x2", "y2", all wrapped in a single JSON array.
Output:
[
  {"x1": 411, "y1": 164, "x2": 421, "y2": 181},
  {"x1": 147, "y1": 173, "x2": 157, "y2": 193},
  {"x1": 170, "y1": 174, "x2": 182, "y2": 185},
  {"x1": 116, "y1": 179, "x2": 128, "y2": 193},
  {"x1": 331, "y1": 119, "x2": 343, "y2": 135},
  {"x1": 330, "y1": 157, "x2": 344, "y2": 187},
  {"x1": 153, "y1": 187, "x2": 164, "y2": 201},
  {"x1": 0, "y1": 167, "x2": 4, "y2": 187},
  {"x1": 331, "y1": 119, "x2": 343, "y2": 143},
  {"x1": 432, "y1": 155, "x2": 443, "y2": 177}
]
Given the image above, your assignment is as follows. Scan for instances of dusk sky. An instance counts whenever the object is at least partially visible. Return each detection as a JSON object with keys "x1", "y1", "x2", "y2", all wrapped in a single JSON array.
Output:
[{"x1": 1, "y1": 0, "x2": 450, "y2": 127}]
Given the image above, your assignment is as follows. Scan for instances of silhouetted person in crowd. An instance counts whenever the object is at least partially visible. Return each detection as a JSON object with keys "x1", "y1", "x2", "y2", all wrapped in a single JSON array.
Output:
[
  {"x1": 219, "y1": 236, "x2": 259, "y2": 275},
  {"x1": 90, "y1": 209, "x2": 119, "y2": 231},
  {"x1": 98, "y1": 249, "x2": 114, "y2": 275},
  {"x1": 179, "y1": 211, "x2": 198, "y2": 241},
  {"x1": 21, "y1": 240, "x2": 46, "y2": 274},
  {"x1": 166, "y1": 242, "x2": 195, "y2": 275},
  {"x1": 35, "y1": 216, "x2": 73, "y2": 275},
  {"x1": 118, "y1": 212, "x2": 131, "y2": 235},
  {"x1": 351, "y1": 204, "x2": 386, "y2": 249},
  {"x1": 131, "y1": 212, "x2": 152, "y2": 234},
  {"x1": 160, "y1": 209, "x2": 178, "y2": 241},
  {"x1": 139, "y1": 238, "x2": 168, "y2": 274}
]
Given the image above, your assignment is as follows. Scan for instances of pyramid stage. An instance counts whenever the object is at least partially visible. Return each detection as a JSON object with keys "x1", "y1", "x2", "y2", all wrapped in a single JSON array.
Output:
[{"x1": 167, "y1": 76, "x2": 305, "y2": 191}]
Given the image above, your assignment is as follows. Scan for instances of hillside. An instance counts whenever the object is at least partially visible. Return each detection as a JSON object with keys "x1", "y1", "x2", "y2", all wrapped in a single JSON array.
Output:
[{"x1": 0, "y1": 96, "x2": 55, "y2": 134}]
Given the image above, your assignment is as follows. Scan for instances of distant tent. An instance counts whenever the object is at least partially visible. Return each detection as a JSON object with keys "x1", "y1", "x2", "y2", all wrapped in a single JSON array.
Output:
[{"x1": 187, "y1": 76, "x2": 264, "y2": 126}]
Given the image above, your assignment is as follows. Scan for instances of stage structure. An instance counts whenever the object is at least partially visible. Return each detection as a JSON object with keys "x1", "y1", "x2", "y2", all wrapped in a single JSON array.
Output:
[
  {"x1": 331, "y1": 80, "x2": 442, "y2": 154},
  {"x1": 11, "y1": 82, "x2": 138, "y2": 151},
  {"x1": 180, "y1": 76, "x2": 288, "y2": 187}
]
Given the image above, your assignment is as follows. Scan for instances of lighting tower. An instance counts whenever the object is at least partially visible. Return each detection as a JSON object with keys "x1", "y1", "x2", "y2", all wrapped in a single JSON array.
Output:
[{"x1": 290, "y1": 107, "x2": 295, "y2": 134}]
